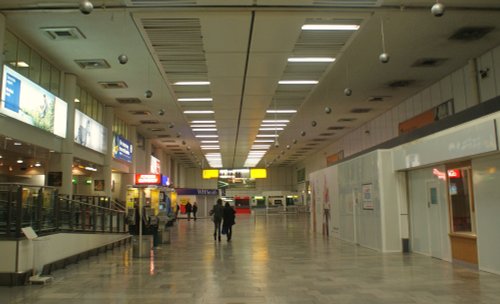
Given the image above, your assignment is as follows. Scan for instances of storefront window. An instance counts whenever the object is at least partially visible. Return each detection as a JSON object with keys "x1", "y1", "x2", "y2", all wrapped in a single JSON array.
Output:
[{"x1": 448, "y1": 167, "x2": 474, "y2": 233}]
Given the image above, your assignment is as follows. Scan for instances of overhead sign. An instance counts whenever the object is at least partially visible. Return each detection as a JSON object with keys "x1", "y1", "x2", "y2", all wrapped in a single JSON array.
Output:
[
  {"x1": 250, "y1": 168, "x2": 267, "y2": 179},
  {"x1": 150, "y1": 155, "x2": 161, "y2": 174},
  {"x1": 135, "y1": 174, "x2": 162, "y2": 185},
  {"x1": 175, "y1": 188, "x2": 218, "y2": 195},
  {"x1": 447, "y1": 169, "x2": 462, "y2": 178},
  {"x1": 1, "y1": 64, "x2": 68, "y2": 138},
  {"x1": 74, "y1": 109, "x2": 107, "y2": 154},
  {"x1": 112, "y1": 134, "x2": 133, "y2": 163},
  {"x1": 202, "y1": 169, "x2": 219, "y2": 179}
]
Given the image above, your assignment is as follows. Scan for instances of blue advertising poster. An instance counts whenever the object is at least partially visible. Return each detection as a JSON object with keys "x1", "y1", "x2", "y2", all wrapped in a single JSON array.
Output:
[
  {"x1": 176, "y1": 188, "x2": 218, "y2": 196},
  {"x1": 112, "y1": 134, "x2": 133, "y2": 163},
  {"x1": 4, "y1": 72, "x2": 21, "y2": 112}
]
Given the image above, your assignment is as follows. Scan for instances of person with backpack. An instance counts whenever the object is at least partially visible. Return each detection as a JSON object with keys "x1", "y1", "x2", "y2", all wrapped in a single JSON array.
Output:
[{"x1": 209, "y1": 199, "x2": 224, "y2": 241}]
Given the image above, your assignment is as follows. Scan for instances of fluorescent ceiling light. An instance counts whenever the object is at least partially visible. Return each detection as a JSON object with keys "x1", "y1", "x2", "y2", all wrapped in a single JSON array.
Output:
[
  {"x1": 191, "y1": 120, "x2": 216, "y2": 123},
  {"x1": 178, "y1": 97, "x2": 213, "y2": 102},
  {"x1": 262, "y1": 120, "x2": 290, "y2": 123},
  {"x1": 266, "y1": 110, "x2": 297, "y2": 114},
  {"x1": 301, "y1": 24, "x2": 360, "y2": 31},
  {"x1": 195, "y1": 135, "x2": 219, "y2": 138},
  {"x1": 201, "y1": 145, "x2": 220, "y2": 149},
  {"x1": 14, "y1": 142, "x2": 22, "y2": 146},
  {"x1": 259, "y1": 127, "x2": 284, "y2": 131},
  {"x1": 85, "y1": 166, "x2": 97, "y2": 171},
  {"x1": 10, "y1": 61, "x2": 29, "y2": 67},
  {"x1": 288, "y1": 57, "x2": 335, "y2": 63},
  {"x1": 174, "y1": 81, "x2": 210, "y2": 85},
  {"x1": 201, "y1": 140, "x2": 219, "y2": 143},
  {"x1": 254, "y1": 139, "x2": 275, "y2": 143},
  {"x1": 252, "y1": 145, "x2": 271, "y2": 149},
  {"x1": 183, "y1": 110, "x2": 214, "y2": 114},
  {"x1": 256, "y1": 134, "x2": 279, "y2": 138},
  {"x1": 192, "y1": 128, "x2": 217, "y2": 132},
  {"x1": 279, "y1": 80, "x2": 318, "y2": 85},
  {"x1": 191, "y1": 124, "x2": 216, "y2": 128},
  {"x1": 261, "y1": 124, "x2": 287, "y2": 127}
]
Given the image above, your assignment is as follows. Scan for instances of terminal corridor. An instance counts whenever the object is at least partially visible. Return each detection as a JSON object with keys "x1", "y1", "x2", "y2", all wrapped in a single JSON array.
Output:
[{"x1": 2, "y1": 214, "x2": 500, "y2": 304}]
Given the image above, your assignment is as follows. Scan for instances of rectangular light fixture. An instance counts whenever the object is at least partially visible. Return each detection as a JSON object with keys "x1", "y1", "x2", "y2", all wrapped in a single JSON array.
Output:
[
  {"x1": 252, "y1": 145, "x2": 271, "y2": 149},
  {"x1": 262, "y1": 120, "x2": 290, "y2": 123},
  {"x1": 183, "y1": 110, "x2": 214, "y2": 114},
  {"x1": 10, "y1": 61, "x2": 29, "y2": 67},
  {"x1": 266, "y1": 110, "x2": 297, "y2": 114},
  {"x1": 254, "y1": 139, "x2": 275, "y2": 143},
  {"x1": 256, "y1": 134, "x2": 279, "y2": 138},
  {"x1": 301, "y1": 24, "x2": 360, "y2": 31},
  {"x1": 178, "y1": 97, "x2": 213, "y2": 102},
  {"x1": 196, "y1": 135, "x2": 219, "y2": 138},
  {"x1": 288, "y1": 57, "x2": 335, "y2": 62},
  {"x1": 201, "y1": 140, "x2": 219, "y2": 143},
  {"x1": 191, "y1": 120, "x2": 216, "y2": 123},
  {"x1": 191, "y1": 124, "x2": 216, "y2": 128},
  {"x1": 261, "y1": 124, "x2": 287, "y2": 127},
  {"x1": 279, "y1": 80, "x2": 318, "y2": 85},
  {"x1": 174, "y1": 81, "x2": 210, "y2": 85},
  {"x1": 192, "y1": 128, "x2": 218, "y2": 132},
  {"x1": 259, "y1": 127, "x2": 284, "y2": 131},
  {"x1": 201, "y1": 145, "x2": 220, "y2": 149}
]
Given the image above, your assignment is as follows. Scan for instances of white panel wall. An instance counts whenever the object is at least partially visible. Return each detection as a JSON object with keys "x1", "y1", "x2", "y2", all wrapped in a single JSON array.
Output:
[{"x1": 472, "y1": 154, "x2": 500, "y2": 275}]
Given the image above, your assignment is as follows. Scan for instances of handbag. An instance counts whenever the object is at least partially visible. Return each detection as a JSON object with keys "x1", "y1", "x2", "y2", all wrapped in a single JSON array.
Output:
[{"x1": 221, "y1": 226, "x2": 228, "y2": 235}]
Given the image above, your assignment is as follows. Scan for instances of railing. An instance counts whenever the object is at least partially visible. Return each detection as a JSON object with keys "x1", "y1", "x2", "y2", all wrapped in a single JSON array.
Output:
[{"x1": 0, "y1": 184, "x2": 127, "y2": 239}]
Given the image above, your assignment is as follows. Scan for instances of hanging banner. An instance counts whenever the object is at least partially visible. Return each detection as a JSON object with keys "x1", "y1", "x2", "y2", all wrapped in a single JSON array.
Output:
[{"x1": 112, "y1": 134, "x2": 133, "y2": 163}]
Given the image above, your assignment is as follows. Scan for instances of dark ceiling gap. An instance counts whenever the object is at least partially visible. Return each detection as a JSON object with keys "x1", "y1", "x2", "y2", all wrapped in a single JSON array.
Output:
[{"x1": 230, "y1": 11, "x2": 255, "y2": 168}]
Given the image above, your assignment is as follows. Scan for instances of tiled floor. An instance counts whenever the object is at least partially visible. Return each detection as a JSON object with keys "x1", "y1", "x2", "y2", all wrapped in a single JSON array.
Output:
[{"x1": 2, "y1": 213, "x2": 500, "y2": 304}]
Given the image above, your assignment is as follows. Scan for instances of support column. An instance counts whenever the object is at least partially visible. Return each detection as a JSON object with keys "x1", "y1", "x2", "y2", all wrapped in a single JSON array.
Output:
[
  {"x1": 145, "y1": 139, "x2": 152, "y2": 173},
  {"x1": 60, "y1": 73, "x2": 77, "y2": 197},
  {"x1": 0, "y1": 14, "x2": 6, "y2": 65},
  {"x1": 103, "y1": 106, "x2": 114, "y2": 198},
  {"x1": 123, "y1": 126, "x2": 137, "y2": 188}
]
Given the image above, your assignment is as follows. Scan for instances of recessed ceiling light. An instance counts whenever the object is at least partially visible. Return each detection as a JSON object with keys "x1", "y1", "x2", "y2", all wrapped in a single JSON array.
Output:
[
  {"x1": 261, "y1": 124, "x2": 287, "y2": 127},
  {"x1": 301, "y1": 24, "x2": 360, "y2": 31},
  {"x1": 191, "y1": 120, "x2": 216, "y2": 123},
  {"x1": 278, "y1": 80, "x2": 318, "y2": 85},
  {"x1": 254, "y1": 139, "x2": 275, "y2": 143},
  {"x1": 0, "y1": 155, "x2": 2, "y2": 159},
  {"x1": 183, "y1": 110, "x2": 215, "y2": 114},
  {"x1": 35, "y1": 162, "x2": 42, "y2": 167},
  {"x1": 74, "y1": 98, "x2": 80, "y2": 103},
  {"x1": 201, "y1": 140, "x2": 219, "y2": 143},
  {"x1": 14, "y1": 142, "x2": 22, "y2": 146},
  {"x1": 190, "y1": 124, "x2": 216, "y2": 128},
  {"x1": 266, "y1": 110, "x2": 297, "y2": 114},
  {"x1": 256, "y1": 134, "x2": 279, "y2": 138},
  {"x1": 195, "y1": 135, "x2": 219, "y2": 138},
  {"x1": 252, "y1": 145, "x2": 271, "y2": 149},
  {"x1": 174, "y1": 81, "x2": 210, "y2": 85},
  {"x1": 262, "y1": 120, "x2": 290, "y2": 123},
  {"x1": 259, "y1": 127, "x2": 284, "y2": 131},
  {"x1": 17, "y1": 159, "x2": 24, "y2": 164},
  {"x1": 10, "y1": 61, "x2": 29, "y2": 67},
  {"x1": 288, "y1": 57, "x2": 335, "y2": 63},
  {"x1": 192, "y1": 128, "x2": 218, "y2": 132},
  {"x1": 201, "y1": 145, "x2": 220, "y2": 149},
  {"x1": 178, "y1": 97, "x2": 213, "y2": 102}
]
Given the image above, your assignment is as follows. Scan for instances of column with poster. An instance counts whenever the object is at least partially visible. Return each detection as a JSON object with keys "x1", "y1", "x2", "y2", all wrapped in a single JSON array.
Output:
[{"x1": 362, "y1": 183, "x2": 374, "y2": 210}]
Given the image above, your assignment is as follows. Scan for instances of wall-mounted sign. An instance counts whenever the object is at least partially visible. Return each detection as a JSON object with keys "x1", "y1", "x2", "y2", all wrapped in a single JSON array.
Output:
[
  {"x1": 150, "y1": 155, "x2": 161, "y2": 174},
  {"x1": 112, "y1": 134, "x2": 133, "y2": 163},
  {"x1": 362, "y1": 183, "x2": 374, "y2": 210},
  {"x1": 447, "y1": 169, "x2": 462, "y2": 179},
  {"x1": 175, "y1": 188, "x2": 218, "y2": 196},
  {"x1": 135, "y1": 174, "x2": 162, "y2": 185},
  {"x1": 1, "y1": 65, "x2": 68, "y2": 138},
  {"x1": 161, "y1": 175, "x2": 170, "y2": 186},
  {"x1": 47, "y1": 171, "x2": 62, "y2": 187},
  {"x1": 74, "y1": 109, "x2": 107, "y2": 154}
]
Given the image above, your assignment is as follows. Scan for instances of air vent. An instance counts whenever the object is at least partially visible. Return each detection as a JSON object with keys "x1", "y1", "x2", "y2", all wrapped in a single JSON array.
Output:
[
  {"x1": 75, "y1": 59, "x2": 110, "y2": 69},
  {"x1": 117, "y1": 98, "x2": 141, "y2": 104},
  {"x1": 312, "y1": 0, "x2": 381, "y2": 6},
  {"x1": 449, "y1": 27, "x2": 494, "y2": 41},
  {"x1": 350, "y1": 108, "x2": 372, "y2": 114},
  {"x1": 156, "y1": 134, "x2": 171, "y2": 138},
  {"x1": 338, "y1": 118, "x2": 356, "y2": 122},
  {"x1": 412, "y1": 58, "x2": 448, "y2": 67},
  {"x1": 162, "y1": 139, "x2": 176, "y2": 143},
  {"x1": 174, "y1": 152, "x2": 184, "y2": 155},
  {"x1": 129, "y1": 0, "x2": 197, "y2": 6},
  {"x1": 319, "y1": 133, "x2": 334, "y2": 136},
  {"x1": 149, "y1": 128, "x2": 165, "y2": 132},
  {"x1": 140, "y1": 120, "x2": 159, "y2": 125},
  {"x1": 368, "y1": 96, "x2": 390, "y2": 102},
  {"x1": 99, "y1": 81, "x2": 128, "y2": 89},
  {"x1": 328, "y1": 126, "x2": 345, "y2": 130},
  {"x1": 166, "y1": 145, "x2": 180, "y2": 147},
  {"x1": 41, "y1": 26, "x2": 86, "y2": 40},
  {"x1": 307, "y1": 143, "x2": 320, "y2": 146},
  {"x1": 312, "y1": 138, "x2": 327, "y2": 142},
  {"x1": 130, "y1": 110, "x2": 151, "y2": 116},
  {"x1": 387, "y1": 80, "x2": 414, "y2": 88}
]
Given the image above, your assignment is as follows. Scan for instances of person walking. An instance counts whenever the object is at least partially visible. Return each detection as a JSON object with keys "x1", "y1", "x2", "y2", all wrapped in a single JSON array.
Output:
[
  {"x1": 210, "y1": 199, "x2": 224, "y2": 241},
  {"x1": 185, "y1": 202, "x2": 192, "y2": 221},
  {"x1": 192, "y1": 202, "x2": 198, "y2": 221},
  {"x1": 222, "y1": 202, "x2": 236, "y2": 242}
]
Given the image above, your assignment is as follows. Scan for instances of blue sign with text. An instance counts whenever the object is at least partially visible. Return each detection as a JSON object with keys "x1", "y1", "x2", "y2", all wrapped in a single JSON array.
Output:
[{"x1": 112, "y1": 134, "x2": 133, "y2": 163}]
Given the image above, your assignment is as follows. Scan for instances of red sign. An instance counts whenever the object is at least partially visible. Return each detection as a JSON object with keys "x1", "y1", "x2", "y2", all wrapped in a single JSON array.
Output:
[
  {"x1": 447, "y1": 169, "x2": 461, "y2": 179},
  {"x1": 135, "y1": 174, "x2": 161, "y2": 185}
]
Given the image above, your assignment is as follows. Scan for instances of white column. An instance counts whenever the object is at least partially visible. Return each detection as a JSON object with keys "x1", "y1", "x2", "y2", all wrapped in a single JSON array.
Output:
[
  {"x1": 60, "y1": 73, "x2": 77, "y2": 197},
  {"x1": 103, "y1": 106, "x2": 114, "y2": 198},
  {"x1": 145, "y1": 139, "x2": 152, "y2": 173}
]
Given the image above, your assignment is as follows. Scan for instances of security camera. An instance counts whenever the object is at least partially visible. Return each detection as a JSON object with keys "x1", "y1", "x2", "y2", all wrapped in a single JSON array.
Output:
[
  {"x1": 344, "y1": 88, "x2": 352, "y2": 96},
  {"x1": 168, "y1": 122, "x2": 174, "y2": 129},
  {"x1": 145, "y1": 90, "x2": 153, "y2": 98},
  {"x1": 118, "y1": 54, "x2": 128, "y2": 65},
  {"x1": 311, "y1": 120, "x2": 317, "y2": 127},
  {"x1": 79, "y1": 0, "x2": 93, "y2": 15},
  {"x1": 379, "y1": 52, "x2": 390, "y2": 63},
  {"x1": 158, "y1": 109, "x2": 165, "y2": 116},
  {"x1": 431, "y1": 2, "x2": 445, "y2": 17},
  {"x1": 274, "y1": 142, "x2": 279, "y2": 148}
]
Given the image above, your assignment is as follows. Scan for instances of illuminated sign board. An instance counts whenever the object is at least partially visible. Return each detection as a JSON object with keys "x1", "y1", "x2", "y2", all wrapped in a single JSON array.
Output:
[
  {"x1": 135, "y1": 174, "x2": 162, "y2": 185},
  {"x1": 74, "y1": 109, "x2": 107, "y2": 153},
  {"x1": 1, "y1": 65, "x2": 68, "y2": 138},
  {"x1": 176, "y1": 188, "x2": 218, "y2": 195},
  {"x1": 150, "y1": 156, "x2": 161, "y2": 174},
  {"x1": 203, "y1": 169, "x2": 219, "y2": 179},
  {"x1": 447, "y1": 169, "x2": 461, "y2": 178},
  {"x1": 161, "y1": 175, "x2": 170, "y2": 186},
  {"x1": 250, "y1": 168, "x2": 267, "y2": 179},
  {"x1": 112, "y1": 134, "x2": 133, "y2": 163}
]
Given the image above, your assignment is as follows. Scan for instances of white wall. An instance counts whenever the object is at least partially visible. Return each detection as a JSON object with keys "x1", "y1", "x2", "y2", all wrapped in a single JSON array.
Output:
[{"x1": 472, "y1": 154, "x2": 500, "y2": 275}]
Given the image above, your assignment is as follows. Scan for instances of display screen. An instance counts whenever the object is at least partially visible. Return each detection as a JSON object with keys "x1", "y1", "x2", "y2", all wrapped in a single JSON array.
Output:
[
  {"x1": 74, "y1": 109, "x2": 107, "y2": 153},
  {"x1": 1, "y1": 65, "x2": 68, "y2": 138}
]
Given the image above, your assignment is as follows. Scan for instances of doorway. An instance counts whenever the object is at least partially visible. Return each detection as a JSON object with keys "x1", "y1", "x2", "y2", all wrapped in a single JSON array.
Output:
[
  {"x1": 426, "y1": 181, "x2": 443, "y2": 258},
  {"x1": 446, "y1": 162, "x2": 478, "y2": 266}
]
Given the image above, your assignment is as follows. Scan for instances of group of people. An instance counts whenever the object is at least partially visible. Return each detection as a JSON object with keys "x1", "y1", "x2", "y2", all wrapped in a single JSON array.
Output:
[
  {"x1": 184, "y1": 202, "x2": 198, "y2": 221},
  {"x1": 210, "y1": 198, "x2": 236, "y2": 242}
]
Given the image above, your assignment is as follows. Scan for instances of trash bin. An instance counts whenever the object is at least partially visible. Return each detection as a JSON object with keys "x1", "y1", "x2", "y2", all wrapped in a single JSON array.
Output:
[{"x1": 132, "y1": 235, "x2": 153, "y2": 258}]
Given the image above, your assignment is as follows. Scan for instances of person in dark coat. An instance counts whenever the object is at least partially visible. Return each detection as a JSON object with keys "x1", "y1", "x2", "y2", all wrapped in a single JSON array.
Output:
[
  {"x1": 185, "y1": 202, "x2": 192, "y2": 221},
  {"x1": 192, "y1": 202, "x2": 198, "y2": 221},
  {"x1": 210, "y1": 199, "x2": 224, "y2": 241},
  {"x1": 222, "y1": 202, "x2": 236, "y2": 242}
]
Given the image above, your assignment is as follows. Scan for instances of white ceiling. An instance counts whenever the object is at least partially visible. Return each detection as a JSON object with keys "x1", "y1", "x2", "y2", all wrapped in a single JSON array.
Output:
[{"x1": 2, "y1": 0, "x2": 500, "y2": 169}]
